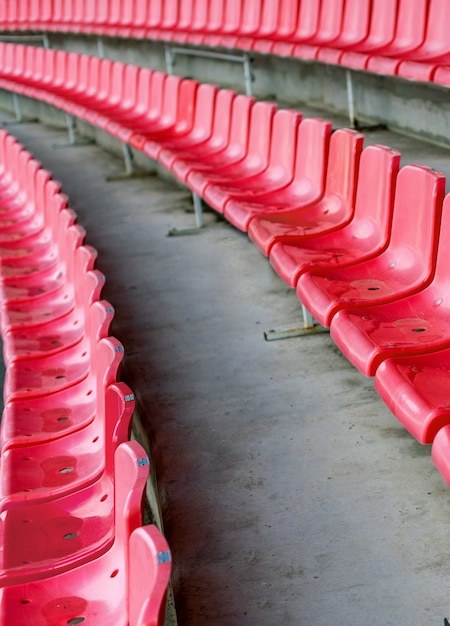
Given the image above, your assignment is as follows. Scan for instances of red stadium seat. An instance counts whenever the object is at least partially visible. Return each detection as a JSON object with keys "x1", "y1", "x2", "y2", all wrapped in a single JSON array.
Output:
[
  {"x1": 188, "y1": 100, "x2": 276, "y2": 199},
  {"x1": 293, "y1": 0, "x2": 346, "y2": 61},
  {"x1": 367, "y1": 0, "x2": 428, "y2": 75},
  {"x1": 186, "y1": 94, "x2": 255, "y2": 195},
  {"x1": 267, "y1": 144, "x2": 400, "y2": 288},
  {"x1": 247, "y1": 127, "x2": 361, "y2": 258},
  {"x1": 397, "y1": 0, "x2": 450, "y2": 81},
  {"x1": 272, "y1": 0, "x2": 320, "y2": 57},
  {"x1": 296, "y1": 165, "x2": 446, "y2": 328},
  {"x1": 205, "y1": 108, "x2": 301, "y2": 217},
  {"x1": 330, "y1": 192, "x2": 450, "y2": 376},
  {"x1": 158, "y1": 83, "x2": 219, "y2": 170},
  {"x1": 317, "y1": 0, "x2": 372, "y2": 65},
  {"x1": 432, "y1": 424, "x2": 450, "y2": 485},
  {"x1": 170, "y1": 89, "x2": 238, "y2": 183}
]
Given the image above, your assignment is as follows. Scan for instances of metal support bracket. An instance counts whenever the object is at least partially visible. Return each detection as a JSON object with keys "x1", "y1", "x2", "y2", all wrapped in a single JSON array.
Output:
[
  {"x1": 165, "y1": 44, "x2": 253, "y2": 96},
  {"x1": 345, "y1": 70, "x2": 388, "y2": 132},
  {"x1": 167, "y1": 192, "x2": 205, "y2": 236},
  {"x1": 106, "y1": 143, "x2": 154, "y2": 181},
  {"x1": 97, "y1": 36, "x2": 105, "y2": 59},
  {"x1": 264, "y1": 304, "x2": 329, "y2": 341},
  {"x1": 1, "y1": 93, "x2": 38, "y2": 125},
  {"x1": 52, "y1": 113, "x2": 94, "y2": 149}
]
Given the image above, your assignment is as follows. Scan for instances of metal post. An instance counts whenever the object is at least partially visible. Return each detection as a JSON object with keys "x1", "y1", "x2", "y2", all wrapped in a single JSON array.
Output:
[
  {"x1": 167, "y1": 192, "x2": 205, "y2": 236},
  {"x1": 97, "y1": 36, "x2": 105, "y2": 59},
  {"x1": 243, "y1": 54, "x2": 253, "y2": 96},
  {"x1": 165, "y1": 45, "x2": 175, "y2": 75},
  {"x1": 346, "y1": 70, "x2": 356, "y2": 129},
  {"x1": 12, "y1": 93, "x2": 22, "y2": 122},
  {"x1": 42, "y1": 33, "x2": 50, "y2": 49},
  {"x1": 263, "y1": 304, "x2": 329, "y2": 341}
]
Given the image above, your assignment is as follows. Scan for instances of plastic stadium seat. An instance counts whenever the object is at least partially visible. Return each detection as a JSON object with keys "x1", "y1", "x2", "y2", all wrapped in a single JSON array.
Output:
[
  {"x1": 330, "y1": 192, "x2": 450, "y2": 376},
  {"x1": 185, "y1": 94, "x2": 255, "y2": 195},
  {"x1": 433, "y1": 66, "x2": 450, "y2": 87},
  {"x1": 250, "y1": 1, "x2": 297, "y2": 52},
  {"x1": 397, "y1": 0, "x2": 450, "y2": 81},
  {"x1": 204, "y1": 108, "x2": 301, "y2": 216},
  {"x1": 0, "y1": 353, "x2": 130, "y2": 502},
  {"x1": 225, "y1": 117, "x2": 332, "y2": 233},
  {"x1": 317, "y1": 0, "x2": 372, "y2": 65},
  {"x1": 247, "y1": 127, "x2": 362, "y2": 258},
  {"x1": 341, "y1": 0, "x2": 400, "y2": 70},
  {"x1": 169, "y1": 89, "x2": 238, "y2": 183},
  {"x1": 0, "y1": 447, "x2": 171, "y2": 626},
  {"x1": 272, "y1": 0, "x2": 320, "y2": 57},
  {"x1": 140, "y1": 79, "x2": 200, "y2": 159},
  {"x1": 293, "y1": 0, "x2": 346, "y2": 61},
  {"x1": 432, "y1": 425, "x2": 450, "y2": 485},
  {"x1": 375, "y1": 348, "x2": 450, "y2": 445},
  {"x1": 202, "y1": 0, "x2": 244, "y2": 47},
  {"x1": 0, "y1": 441, "x2": 170, "y2": 609},
  {"x1": 188, "y1": 100, "x2": 276, "y2": 199},
  {"x1": 128, "y1": 525, "x2": 172, "y2": 626},
  {"x1": 367, "y1": 0, "x2": 428, "y2": 75},
  {"x1": 3, "y1": 298, "x2": 112, "y2": 401},
  {"x1": 158, "y1": 83, "x2": 219, "y2": 170},
  {"x1": 106, "y1": 67, "x2": 158, "y2": 139},
  {"x1": 296, "y1": 165, "x2": 446, "y2": 328},
  {"x1": 266, "y1": 145, "x2": 400, "y2": 289}
]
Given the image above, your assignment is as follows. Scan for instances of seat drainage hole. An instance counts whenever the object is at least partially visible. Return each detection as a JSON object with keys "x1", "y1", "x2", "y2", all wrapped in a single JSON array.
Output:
[
  {"x1": 412, "y1": 328, "x2": 426, "y2": 333},
  {"x1": 367, "y1": 287, "x2": 380, "y2": 291},
  {"x1": 110, "y1": 569, "x2": 119, "y2": 578},
  {"x1": 57, "y1": 416, "x2": 69, "y2": 422},
  {"x1": 20, "y1": 599, "x2": 31, "y2": 604},
  {"x1": 59, "y1": 467, "x2": 73, "y2": 474},
  {"x1": 63, "y1": 532, "x2": 78, "y2": 540},
  {"x1": 68, "y1": 619, "x2": 85, "y2": 625}
]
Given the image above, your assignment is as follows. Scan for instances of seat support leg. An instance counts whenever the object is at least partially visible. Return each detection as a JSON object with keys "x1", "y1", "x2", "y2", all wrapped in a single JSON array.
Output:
[
  {"x1": 52, "y1": 113, "x2": 95, "y2": 149},
  {"x1": 1, "y1": 93, "x2": 38, "y2": 126},
  {"x1": 264, "y1": 304, "x2": 329, "y2": 341},
  {"x1": 106, "y1": 143, "x2": 154, "y2": 181},
  {"x1": 346, "y1": 70, "x2": 388, "y2": 132},
  {"x1": 167, "y1": 192, "x2": 205, "y2": 236}
]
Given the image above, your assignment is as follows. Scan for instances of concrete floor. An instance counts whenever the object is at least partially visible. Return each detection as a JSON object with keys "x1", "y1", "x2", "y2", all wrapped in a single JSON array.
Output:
[{"x1": 5, "y1": 117, "x2": 450, "y2": 626}]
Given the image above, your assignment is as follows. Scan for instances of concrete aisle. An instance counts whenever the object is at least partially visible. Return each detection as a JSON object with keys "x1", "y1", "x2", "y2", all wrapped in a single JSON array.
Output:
[{"x1": 6, "y1": 120, "x2": 450, "y2": 626}]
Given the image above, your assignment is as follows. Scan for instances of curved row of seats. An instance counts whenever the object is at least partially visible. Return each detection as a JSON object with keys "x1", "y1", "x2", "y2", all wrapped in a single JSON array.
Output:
[
  {"x1": 0, "y1": 0, "x2": 449, "y2": 86},
  {"x1": 0, "y1": 43, "x2": 448, "y2": 489},
  {"x1": 0, "y1": 130, "x2": 171, "y2": 623}
]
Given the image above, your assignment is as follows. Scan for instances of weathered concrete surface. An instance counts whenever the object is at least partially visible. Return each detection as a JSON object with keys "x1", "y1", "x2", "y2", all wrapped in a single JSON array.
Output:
[{"x1": 5, "y1": 116, "x2": 450, "y2": 626}]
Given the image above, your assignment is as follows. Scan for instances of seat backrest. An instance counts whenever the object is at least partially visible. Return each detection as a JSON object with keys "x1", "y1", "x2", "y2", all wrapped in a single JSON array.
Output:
[
  {"x1": 413, "y1": 0, "x2": 450, "y2": 61},
  {"x1": 189, "y1": 83, "x2": 219, "y2": 140},
  {"x1": 258, "y1": 0, "x2": 299, "y2": 40},
  {"x1": 204, "y1": 0, "x2": 225, "y2": 33},
  {"x1": 352, "y1": 144, "x2": 401, "y2": 235},
  {"x1": 128, "y1": 525, "x2": 172, "y2": 626},
  {"x1": 430, "y1": 192, "x2": 450, "y2": 284},
  {"x1": 266, "y1": 109, "x2": 302, "y2": 173},
  {"x1": 291, "y1": 0, "x2": 321, "y2": 41},
  {"x1": 387, "y1": 164, "x2": 445, "y2": 264},
  {"x1": 385, "y1": 0, "x2": 428, "y2": 54},
  {"x1": 206, "y1": 88, "x2": 237, "y2": 151},
  {"x1": 238, "y1": 0, "x2": 264, "y2": 36},
  {"x1": 360, "y1": 0, "x2": 399, "y2": 51},
  {"x1": 334, "y1": 0, "x2": 372, "y2": 48},
  {"x1": 222, "y1": 0, "x2": 244, "y2": 34},
  {"x1": 310, "y1": 0, "x2": 345, "y2": 45},
  {"x1": 173, "y1": 79, "x2": 199, "y2": 134},
  {"x1": 176, "y1": 0, "x2": 194, "y2": 32},
  {"x1": 283, "y1": 117, "x2": 332, "y2": 201},
  {"x1": 323, "y1": 128, "x2": 364, "y2": 208},
  {"x1": 245, "y1": 101, "x2": 277, "y2": 168}
]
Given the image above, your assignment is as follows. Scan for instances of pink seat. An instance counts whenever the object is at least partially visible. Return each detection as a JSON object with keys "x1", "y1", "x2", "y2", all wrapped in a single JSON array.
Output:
[
  {"x1": 252, "y1": 0, "x2": 300, "y2": 53},
  {"x1": 341, "y1": 0, "x2": 400, "y2": 70},
  {"x1": 293, "y1": 0, "x2": 346, "y2": 61},
  {"x1": 272, "y1": 0, "x2": 320, "y2": 57},
  {"x1": 189, "y1": 100, "x2": 276, "y2": 201},
  {"x1": 0, "y1": 442, "x2": 171, "y2": 622},
  {"x1": 296, "y1": 165, "x2": 446, "y2": 328},
  {"x1": 3, "y1": 299, "x2": 112, "y2": 401},
  {"x1": 140, "y1": 79, "x2": 200, "y2": 159},
  {"x1": 152, "y1": 83, "x2": 219, "y2": 169},
  {"x1": 367, "y1": 0, "x2": 428, "y2": 75},
  {"x1": 330, "y1": 190, "x2": 450, "y2": 373},
  {"x1": 247, "y1": 127, "x2": 361, "y2": 259},
  {"x1": 397, "y1": 0, "x2": 450, "y2": 81},
  {"x1": 432, "y1": 424, "x2": 450, "y2": 485},
  {"x1": 433, "y1": 65, "x2": 450, "y2": 86},
  {"x1": 375, "y1": 348, "x2": 450, "y2": 445},
  {"x1": 317, "y1": 0, "x2": 372, "y2": 65},
  {"x1": 340, "y1": 0, "x2": 398, "y2": 69},
  {"x1": 170, "y1": 88, "x2": 237, "y2": 183},
  {"x1": 226, "y1": 117, "x2": 332, "y2": 233},
  {"x1": 0, "y1": 351, "x2": 129, "y2": 503},
  {"x1": 205, "y1": 108, "x2": 301, "y2": 217},
  {"x1": 267, "y1": 144, "x2": 400, "y2": 288}
]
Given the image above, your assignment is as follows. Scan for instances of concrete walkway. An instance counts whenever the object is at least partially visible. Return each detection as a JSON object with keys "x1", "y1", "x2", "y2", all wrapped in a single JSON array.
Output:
[{"x1": 6, "y1": 117, "x2": 450, "y2": 626}]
